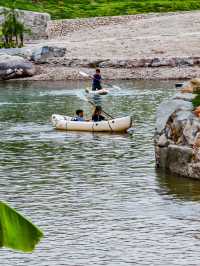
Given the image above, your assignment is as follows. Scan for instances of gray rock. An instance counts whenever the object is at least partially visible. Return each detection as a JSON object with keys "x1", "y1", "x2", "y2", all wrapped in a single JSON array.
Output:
[
  {"x1": 176, "y1": 110, "x2": 193, "y2": 121},
  {"x1": 158, "y1": 134, "x2": 169, "y2": 147},
  {"x1": 172, "y1": 92, "x2": 196, "y2": 102},
  {"x1": 183, "y1": 118, "x2": 200, "y2": 146},
  {"x1": 155, "y1": 88, "x2": 200, "y2": 179},
  {"x1": 156, "y1": 99, "x2": 192, "y2": 134},
  {"x1": 0, "y1": 48, "x2": 33, "y2": 59},
  {"x1": 156, "y1": 147, "x2": 168, "y2": 168},
  {"x1": 175, "y1": 57, "x2": 194, "y2": 66},
  {"x1": 31, "y1": 46, "x2": 66, "y2": 63},
  {"x1": 188, "y1": 163, "x2": 200, "y2": 179},
  {"x1": 157, "y1": 145, "x2": 194, "y2": 177},
  {"x1": 167, "y1": 145, "x2": 193, "y2": 176},
  {"x1": 151, "y1": 57, "x2": 176, "y2": 67},
  {"x1": 0, "y1": 54, "x2": 35, "y2": 80}
]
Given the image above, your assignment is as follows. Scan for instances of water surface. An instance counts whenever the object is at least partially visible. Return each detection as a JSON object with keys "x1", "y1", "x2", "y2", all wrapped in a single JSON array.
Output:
[{"x1": 1, "y1": 80, "x2": 200, "y2": 266}]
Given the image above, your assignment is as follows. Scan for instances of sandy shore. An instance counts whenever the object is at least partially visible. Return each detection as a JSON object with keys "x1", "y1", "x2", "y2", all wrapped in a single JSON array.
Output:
[{"x1": 25, "y1": 11, "x2": 200, "y2": 80}]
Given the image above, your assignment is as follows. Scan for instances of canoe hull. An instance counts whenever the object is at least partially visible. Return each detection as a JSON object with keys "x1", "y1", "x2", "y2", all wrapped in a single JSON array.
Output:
[{"x1": 51, "y1": 114, "x2": 132, "y2": 132}]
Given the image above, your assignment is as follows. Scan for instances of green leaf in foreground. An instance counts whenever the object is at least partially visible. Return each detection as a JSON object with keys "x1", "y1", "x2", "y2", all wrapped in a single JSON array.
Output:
[
  {"x1": 192, "y1": 93, "x2": 200, "y2": 108},
  {"x1": 0, "y1": 201, "x2": 43, "y2": 252}
]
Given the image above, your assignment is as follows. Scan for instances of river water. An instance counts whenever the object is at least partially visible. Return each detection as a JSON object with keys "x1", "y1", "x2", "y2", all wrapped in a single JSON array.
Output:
[{"x1": 1, "y1": 80, "x2": 200, "y2": 265}]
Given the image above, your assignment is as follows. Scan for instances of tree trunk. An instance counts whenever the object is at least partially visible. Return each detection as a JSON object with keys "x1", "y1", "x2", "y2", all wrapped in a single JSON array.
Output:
[
  {"x1": 15, "y1": 32, "x2": 18, "y2": 47},
  {"x1": 20, "y1": 33, "x2": 23, "y2": 47}
]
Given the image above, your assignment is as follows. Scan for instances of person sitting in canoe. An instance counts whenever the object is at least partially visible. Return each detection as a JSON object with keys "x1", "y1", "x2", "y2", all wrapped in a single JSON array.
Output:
[
  {"x1": 71, "y1": 109, "x2": 85, "y2": 121},
  {"x1": 92, "y1": 106, "x2": 105, "y2": 122},
  {"x1": 92, "y1": 68, "x2": 102, "y2": 91}
]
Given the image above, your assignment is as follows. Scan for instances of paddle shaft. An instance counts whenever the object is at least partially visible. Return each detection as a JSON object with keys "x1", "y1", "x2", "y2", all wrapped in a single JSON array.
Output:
[{"x1": 87, "y1": 99, "x2": 114, "y2": 120}]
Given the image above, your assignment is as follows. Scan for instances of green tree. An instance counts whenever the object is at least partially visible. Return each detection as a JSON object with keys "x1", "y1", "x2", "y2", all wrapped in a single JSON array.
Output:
[{"x1": 1, "y1": 6, "x2": 31, "y2": 48}]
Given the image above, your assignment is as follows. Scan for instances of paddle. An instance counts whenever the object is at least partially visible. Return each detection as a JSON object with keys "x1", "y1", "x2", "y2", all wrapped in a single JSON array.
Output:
[
  {"x1": 76, "y1": 90, "x2": 114, "y2": 119},
  {"x1": 79, "y1": 71, "x2": 121, "y2": 91},
  {"x1": 88, "y1": 100, "x2": 114, "y2": 120}
]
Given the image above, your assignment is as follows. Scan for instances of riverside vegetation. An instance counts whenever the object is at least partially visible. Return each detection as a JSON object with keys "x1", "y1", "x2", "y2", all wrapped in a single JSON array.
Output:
[
  {"x1": 0, "y1": 6, "x2": 30, "y2": 48},
  {"x1": 0, "y1": 0, "x2": 200, "y2": 19}
]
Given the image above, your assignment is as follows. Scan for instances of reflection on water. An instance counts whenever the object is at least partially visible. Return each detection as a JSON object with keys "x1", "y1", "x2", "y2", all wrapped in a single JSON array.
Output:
[
  {"x1": 156, "y1": 169, "x2": 200, "y2": 202},
  {"x1": 1, "y1": 80, "x2": 200, "y2": 266}
]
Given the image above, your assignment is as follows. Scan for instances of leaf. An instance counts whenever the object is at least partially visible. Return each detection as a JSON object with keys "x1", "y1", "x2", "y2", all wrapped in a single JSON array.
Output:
[{"x1": 0, "y1": 201, "x2": 43, "y2": 253}]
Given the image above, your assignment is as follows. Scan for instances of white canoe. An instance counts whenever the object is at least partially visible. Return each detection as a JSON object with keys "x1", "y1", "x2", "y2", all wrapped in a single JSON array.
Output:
[
  {"x1": 51, "y1": 114, "x2": 132, "y2": 132},
  {"x1": 85, "y1": 88, "x2": 109, "y2": 95}
]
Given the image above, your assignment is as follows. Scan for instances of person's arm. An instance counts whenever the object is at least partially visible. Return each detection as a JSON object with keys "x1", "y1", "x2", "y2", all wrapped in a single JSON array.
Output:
[{"x1": 93, "y1": 74, "x2": 101, "y2": 82}]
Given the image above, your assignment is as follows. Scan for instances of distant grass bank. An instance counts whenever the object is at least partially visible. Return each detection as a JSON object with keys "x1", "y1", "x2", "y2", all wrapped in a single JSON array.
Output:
[{"x1": 0, "y1": 0, "x2": 200, "y2": 19}]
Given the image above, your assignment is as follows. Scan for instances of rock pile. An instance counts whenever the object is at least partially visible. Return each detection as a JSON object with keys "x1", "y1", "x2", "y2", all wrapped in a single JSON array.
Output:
[{"x1": 155, "y1": 79, "x2": 200, "y2": 179}]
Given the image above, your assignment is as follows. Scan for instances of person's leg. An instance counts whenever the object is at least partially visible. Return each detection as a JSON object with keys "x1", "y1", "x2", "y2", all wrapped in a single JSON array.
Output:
[
  {"x1": 96, "y1": 84, "x2": 102, "y2": 90},
  {"x1": 92, "y1": 85, "x2": 97, "y2": 91}
]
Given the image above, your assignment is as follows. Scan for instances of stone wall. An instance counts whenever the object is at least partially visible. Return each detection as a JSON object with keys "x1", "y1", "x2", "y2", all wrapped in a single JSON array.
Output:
[
  {"x1": 0, "y1": 7, "x2": 50, "y2": 39},
  {"x1": 47, "y1": 15, "x2": 145, "y2": 38}
]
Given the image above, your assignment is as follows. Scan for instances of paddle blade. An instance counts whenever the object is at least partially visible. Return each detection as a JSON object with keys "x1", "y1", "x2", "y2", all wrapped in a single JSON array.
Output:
[
  {"x1": 111, "y1": 85, "x2": 121, "y2": 91},
  {"x1": 79, "y1": 71, "x2": 89, "y2": 78},
  {"x1": 0, "y1": 201, "x2": 43, "y2": 253}
]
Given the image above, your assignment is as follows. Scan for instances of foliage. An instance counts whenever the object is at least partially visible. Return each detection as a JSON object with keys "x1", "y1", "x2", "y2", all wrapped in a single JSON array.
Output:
[
  {"x1": 0, "y1": 5, "x2": 31, "y2": 48},
  {"x1": 192, "y1": 93, "x2": 200, "y2": 108},
  {"x1": 0, "y1": 201, "x2": 43, "y2": 253},
  {"x1": 0, "y1": 0, "x2": 200, "y2": 19}
]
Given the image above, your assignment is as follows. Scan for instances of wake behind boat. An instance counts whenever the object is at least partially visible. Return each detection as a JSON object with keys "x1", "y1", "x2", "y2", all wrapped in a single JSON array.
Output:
[{"x1": 51, "y1": 114, "x2": 132, "y2": 132}]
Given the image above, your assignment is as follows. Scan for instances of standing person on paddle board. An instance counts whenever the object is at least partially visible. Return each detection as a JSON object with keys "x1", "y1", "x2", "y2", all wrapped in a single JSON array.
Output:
[{"x1": 92, "y1": 69, "x2": 102, "y2": 91}]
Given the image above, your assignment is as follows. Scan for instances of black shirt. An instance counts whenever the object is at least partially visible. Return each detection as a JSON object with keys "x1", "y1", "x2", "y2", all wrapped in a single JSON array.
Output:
[{"x1": 92, "y1": 114, "x2": 105, "y2": 122}]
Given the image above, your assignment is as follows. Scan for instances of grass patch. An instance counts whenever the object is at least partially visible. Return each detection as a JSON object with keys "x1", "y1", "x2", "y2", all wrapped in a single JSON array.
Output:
[{"x1": 0, "y1": 0, "x2": 200, "y2": 19}]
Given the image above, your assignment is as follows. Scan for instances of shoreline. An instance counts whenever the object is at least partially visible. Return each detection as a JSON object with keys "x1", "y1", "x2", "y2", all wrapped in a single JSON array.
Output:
[{"x1": 21, "y1": 65, "x2": 200, "y2": 81}]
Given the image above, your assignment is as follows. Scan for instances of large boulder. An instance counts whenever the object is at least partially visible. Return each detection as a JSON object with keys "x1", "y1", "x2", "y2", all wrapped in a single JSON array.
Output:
[
  {"x1": 155, "y1": 99, "x2": 192, "y2": 134},
  {"x1": 0, "y1": 48, "x2": 33, "y2": 60},
  {"x1": 31, "y1": 46, "x2": 66, "y2": 63},
  {"x1": 0, "y1": 54, "x2": 35, "y2": 80},
  {"x1": 0, "y1": 46, "x2": 66, "y2": 63},
  {"x1": 155, "y1": 81, "x2": 200, "y2": 179}
]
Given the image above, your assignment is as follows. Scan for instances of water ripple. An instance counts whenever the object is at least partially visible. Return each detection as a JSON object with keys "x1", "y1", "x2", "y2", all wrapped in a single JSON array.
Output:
[{"x1": 1, "y1": 80, "x2": 200, "y2": 266}]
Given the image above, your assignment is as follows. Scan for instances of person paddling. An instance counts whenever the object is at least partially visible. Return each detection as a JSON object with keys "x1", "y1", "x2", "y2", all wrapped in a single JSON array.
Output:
[
  {"x1": 92, "y1": 106, "x2": 105, "y2": 122},
  {"x1": 92, "y1": 68, "x2": 102, "y2": 91}
]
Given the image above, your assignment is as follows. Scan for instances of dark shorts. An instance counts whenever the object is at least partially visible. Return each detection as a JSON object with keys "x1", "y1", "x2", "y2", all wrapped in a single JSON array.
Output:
[{"x1": 92, "y1": 84, "x2": 102, "y2": 91}]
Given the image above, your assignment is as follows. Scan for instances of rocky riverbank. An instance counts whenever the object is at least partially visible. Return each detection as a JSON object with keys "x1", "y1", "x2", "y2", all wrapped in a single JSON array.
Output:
[
  {"x1": 1, "y1": 11, "x2": 200, "y2": 80},
  {"x1": 155, "y1": 79, "x2": 200, "y2": 179},
  {"x1": 2, "y1": 46, "x2": 200, "y2": 81}
]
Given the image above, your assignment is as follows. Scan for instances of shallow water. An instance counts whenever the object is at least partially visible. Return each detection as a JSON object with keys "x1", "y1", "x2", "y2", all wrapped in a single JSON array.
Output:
[{"x1": 1, "y1": 80, "x2": 200, "y2": 266}]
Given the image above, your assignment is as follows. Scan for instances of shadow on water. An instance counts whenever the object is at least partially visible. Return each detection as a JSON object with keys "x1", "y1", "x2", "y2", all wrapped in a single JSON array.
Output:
[{"x1": 156, "y1": 168, "x2": 200, "y2": 202}]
